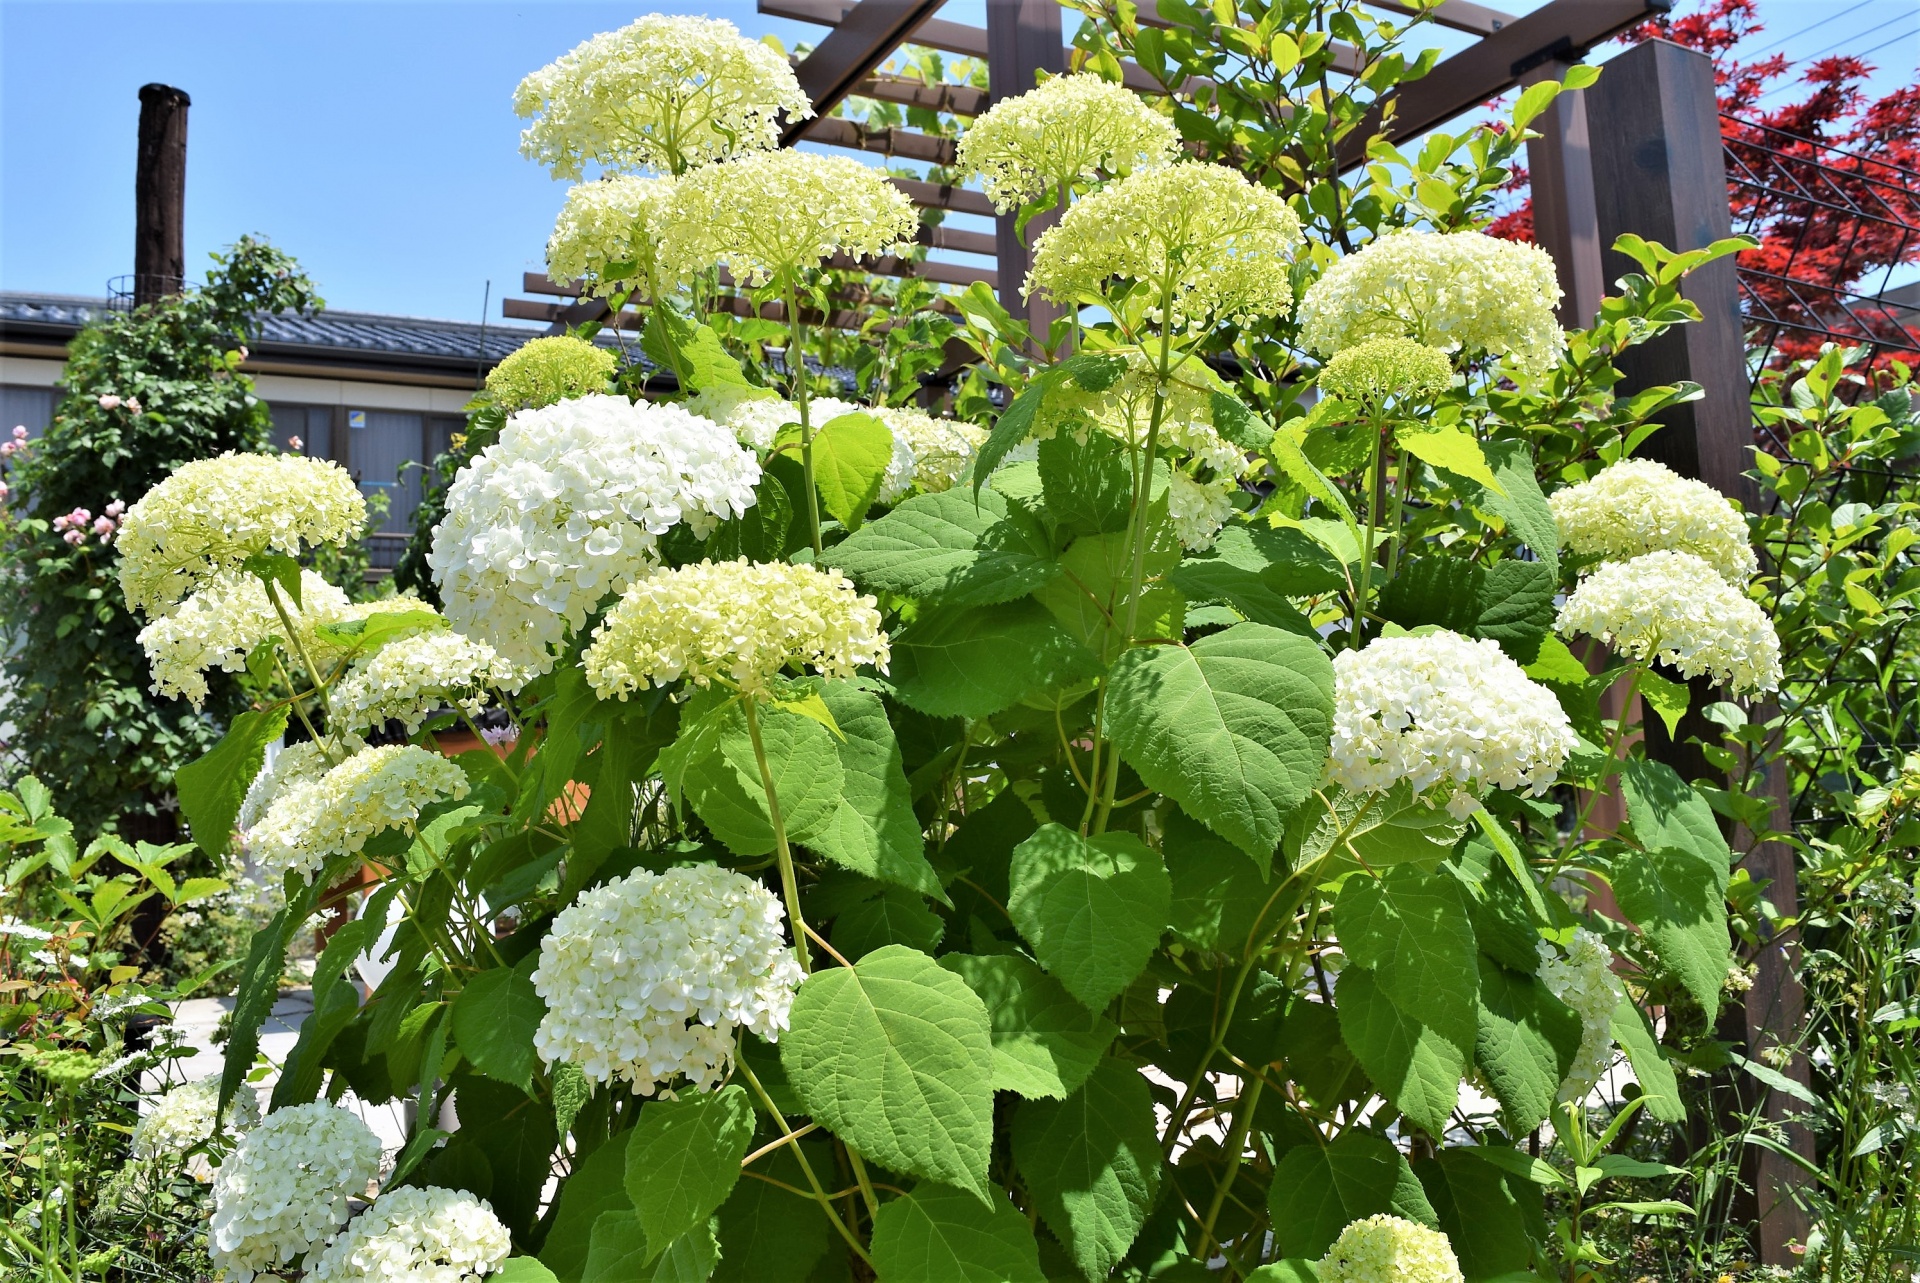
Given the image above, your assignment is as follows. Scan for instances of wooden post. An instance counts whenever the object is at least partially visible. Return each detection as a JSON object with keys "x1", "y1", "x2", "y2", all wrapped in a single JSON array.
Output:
[
  {"x1": 1523, "y1": 60, "x2": 1605, "y2": 328},
  {"x1": 1584, "y1": 37, "x2": 1813, "y2": 1265},
  {"x1": 134, "y1": 84, "x2": 190, "y2": 307},
  {"x1": 986, "y1": 0, "x2": 1065, "y2": 339}
]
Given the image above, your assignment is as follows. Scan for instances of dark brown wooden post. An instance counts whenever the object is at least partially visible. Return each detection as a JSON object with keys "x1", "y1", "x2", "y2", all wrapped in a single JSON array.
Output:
[
  {"x1": 134, "y1": 84, "x2": 190, "y2": 307},
  {"x1": 1523, "y1": 61, "x2": 1605, "y2": 328},
  {"x1": 1584, "y1": 38, "x2": 1812, "y2": 1265},
  {"x1": 986, "y1": 0, "x2": 1065, "y2": 338}
]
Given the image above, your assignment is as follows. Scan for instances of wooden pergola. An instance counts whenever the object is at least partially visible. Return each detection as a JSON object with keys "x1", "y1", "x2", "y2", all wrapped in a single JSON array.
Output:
[{"x1": 504, "y1": 3, "x2": 1809, "y2": 1261}]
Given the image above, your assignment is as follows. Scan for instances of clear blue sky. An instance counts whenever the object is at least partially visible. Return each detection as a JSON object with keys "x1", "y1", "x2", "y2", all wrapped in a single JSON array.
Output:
[{"x1": 2, "y1": 1, "x2": 1913, "y2": 326}]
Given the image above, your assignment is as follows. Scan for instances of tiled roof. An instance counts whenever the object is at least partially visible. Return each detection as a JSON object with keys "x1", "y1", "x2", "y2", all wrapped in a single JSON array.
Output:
[{"x1": 0, "y1": 291, "x2": 558, "y2": 374}]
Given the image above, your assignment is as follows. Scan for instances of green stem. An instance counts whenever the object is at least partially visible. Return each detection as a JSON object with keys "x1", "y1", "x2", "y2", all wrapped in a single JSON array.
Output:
[
  {"x1": 846, "y1": 1145, "x2": 882, "y2": 1222},
  {"x1": 1384, "y1": 444, "x2": 1407, "y2": 583},
  {"x1": 737, "y1": 1055, "x2": 875, "y2": 1270},
  {"x1": 1196, "y1": 1075, "x2": 1265, "y2": 1263},
  {"x1": 743, "y1": 695, "x2": 809, "y2": 972},
  {"x1": 786, "y1": 284, "x2": 823, "y2": 558},
  {"x1": 1353, "y1": 416, "x2": 1386, "y2": 643}
]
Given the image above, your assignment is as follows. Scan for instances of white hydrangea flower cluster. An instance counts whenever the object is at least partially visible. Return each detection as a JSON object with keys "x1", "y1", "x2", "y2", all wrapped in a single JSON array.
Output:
[
  {"x1": 874, "y1": 407, "x2": 989, "y2": 497},
  {"x1": 248, "y1": 745, "x2": 470, "y2": 886},
  {"x1": 545, "y1": 174, "x2": 679, "y2": 298},
  {"x1": 1027, "y1": 163, "x2": 1303, "y2": 329},
  {"x1": 136, "y1": 568, "x2": 350, "y2": 706},
  {"x1": 130, "y1": 1074, "x2": 259, "y2": 1163},
  {"x1": 1168, "y1": 471, "x2": 1237, "y2": 552},
  {"x1": 957, "y1": 73, "x2": 1181, "y2": 212},
  {"x1": 208, "y1": 1102, "x2": 383, "y2": 1282},
  {"x1": 1317, "y1": 336, "x2": 1454, "y2": 406},
  {"x1": 305, "y1": 1186, "x2": 512, "y2": 1283},
  {"x1": 661, "y1": 150, "x2": 920, "y2": 288},
  {"x1": 584, "y1": 559, "x2": 888, "y2": 698},
  {"x1": 485, "y1": 335, "x2": 617, "y2": 411},
  {"x1": 1317, "y1": 1215, "x2": 1464, "y2": 1283},
  {"x1": 1549, "y1": 458, "x2": 1757, "y2": 584},
  {"x1": 1329, "y1": 630, "x2": 1577, "y2": 818},
  {"x1": 1296, "y1": 230, "x2": 1565, "y2": 374},
  {"x1": 238, "y1": 739, "x2": 343, "y2": 835},
  {"x1": 330, "y1": 630, "x2": 519, "y2": 734},
  {"x1": 1537, "y1": 927, "x2": 1625, "y2": 1103},
  {"x1": 531, "y1": 864, "x2": 806, "y2": 1094},
  {"x1": 514, "y1": 14, "x2": 810, "y2": 178},
  {"x1": 1556, "y1": 550, "x2": 1783, "y2": 693},
  {"x1": 428, "y1": 394, "x2": 760, "y2": 675},
  {"x1": 117, "y1": 453, "x2": 366, "y2": 618},
  {"x1": 1035, "y1": 352, "x2": 1250, "y2": 479}
]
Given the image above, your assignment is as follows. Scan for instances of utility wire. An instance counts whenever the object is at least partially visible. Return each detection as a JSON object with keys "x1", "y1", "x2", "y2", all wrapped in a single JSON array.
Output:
[
  {"x1": 1750, "y1": 22, "x2": 1920, "y2": 106},
  {"x1": 1736, "y1": 0, "x2": 1876, "y2": 58}
]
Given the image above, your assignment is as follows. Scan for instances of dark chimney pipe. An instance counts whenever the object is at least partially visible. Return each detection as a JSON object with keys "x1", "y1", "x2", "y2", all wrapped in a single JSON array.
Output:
[{"x1": 134, "y1": 83, "x2": 190, "y2": 308}]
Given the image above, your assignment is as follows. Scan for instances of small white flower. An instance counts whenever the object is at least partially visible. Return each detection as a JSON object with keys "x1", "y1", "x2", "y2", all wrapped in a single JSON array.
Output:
[
  {"x1": 131, "y1": 1075, "x2": 261, "y2": 1169},
  {"x1": 959, "y1": 73, "x2": 1181, "y2": 212},
  {"x1": 1318, "y1": 1215, "x2": 1464, "y2": 1283},
  {"x1": 208, "y1": 1102, "x2": 383, "y2": 1281},
  {"x1": 1550, "y1": 458, "x2": 1756, "y2": 584},
  {"x1": 249, "y1": 745, "x2": 469, "y2": 886},
  {"x1": 1537, "y1": 928, "x2": 1625, "y2": 1102},
  {"x1": 1330, "y1": 630, "x2": 1576, "y2": 815},
  {"x1": 531, "y1": 864, "x2": 805, "y2": 1094},
  {"x1": 1167, "y1": 471, "x2": 1236, "y2": 552},
  {"x1": 1555, "y1": 550, "x2": 1782, "y2": 693},
  {"x1": 331, "y1": 630, "x2": 520, "y2": 734},
  {"x1": 305, "y1": 1185, "x2": 512, "y2": 1283}
]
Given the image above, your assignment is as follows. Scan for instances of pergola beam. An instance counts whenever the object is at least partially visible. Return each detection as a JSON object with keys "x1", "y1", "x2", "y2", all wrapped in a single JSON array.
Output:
[{"x1": 782, "y1": 0, "x2": 947, "y2": 143}]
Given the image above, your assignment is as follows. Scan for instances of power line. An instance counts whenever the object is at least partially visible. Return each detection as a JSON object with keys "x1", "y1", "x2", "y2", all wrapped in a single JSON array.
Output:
[
  {"x1": 1737, "y1": 0, "x2": 1877, "y2": 58},
  {"x1": 1750, "y1": 22, "x2": 1920, "y2": 105}
]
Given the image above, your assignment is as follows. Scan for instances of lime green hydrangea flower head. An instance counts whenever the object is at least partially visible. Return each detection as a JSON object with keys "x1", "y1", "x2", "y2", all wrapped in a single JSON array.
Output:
[
  {"x1": 116, "y1": 453, "x2": 366, "y2": 618},
  {"x1": 583, "y1": 558, "x2": 888, "y2": 697},
  {"x1": 1548, "y1": 457, "x2": 1756, "y2": 584},
  {"x1": 515, "y1": 14, "x2": 811, "y2": 177},
  {"x1": 958, "y1": 73, "x2": 1180, "y2": 212},
  {"x1": 486, "y1": 336, "x2": 617, "y2": 411},
  {"x1": 661, "y1": 149, "x2": 919, "y2": 287},
  {"x1": 545, "y1": 174, "x2": 678, "y2": 298},
  {"x1": 1297, "y1": 229, "x2": 1564, "y2": 373},
  {"x1": 1318, "y1": 337, "x2": 1453, "y2": 406},
  {"x1": 1026, "y1": 162, "x2": 1303, "y2": 330},
  {"x1": 1318, "y1": 1215, "x2": 1464, "y2": 1283}
]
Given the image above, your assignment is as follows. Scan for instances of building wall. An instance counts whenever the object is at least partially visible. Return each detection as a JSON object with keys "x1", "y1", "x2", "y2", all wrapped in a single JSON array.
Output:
[{"x1": 0, "y1": 357, "x2": 471, "y2": 575}]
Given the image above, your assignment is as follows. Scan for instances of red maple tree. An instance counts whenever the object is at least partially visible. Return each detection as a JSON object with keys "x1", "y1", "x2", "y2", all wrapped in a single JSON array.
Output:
[{"x1": 1488, "y1": 0, "x2": 1920, "y2": 364}]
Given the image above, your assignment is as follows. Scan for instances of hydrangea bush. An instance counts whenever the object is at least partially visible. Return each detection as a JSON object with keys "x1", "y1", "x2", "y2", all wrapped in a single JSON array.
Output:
[{"x1": 127, "y1": 9, "x2": 1779, "y2": 1280}]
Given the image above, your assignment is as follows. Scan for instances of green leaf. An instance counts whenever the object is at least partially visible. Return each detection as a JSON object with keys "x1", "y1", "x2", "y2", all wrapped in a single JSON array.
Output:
[
  {"x1": 1035, "y1": 523, "x2": 1185, "y2": 663},
  {"x1": 1395, "y1": 423, "x2": 1504, "y2": 494},
  {"x1": 1620, "y1": 758, "x2": 1732, "y2": 885},
  {"x1": 456, "y1": 1076, "x2": 557, "y2": 1235},
  {"x1": 1377, "y1": 557, "x2": 1480, "y2": 635},
  {"x1": 1210, "y1": 391, "x2": 1270, "y2": 450},
  {"x1": 643, "y1": 303, "x2": 752, "y2": 393},
  {"x1": 782, "y1": 945, "x2": 996, "y2": 1200},
  {"x1": 1524, "y1": 634, "x2": 1589, "y2": 686},
  {"x1": 887, "y1": 600, "x2": 1102, "y2": 720},
  {"x1": 659, "y1": 693, "x2": 844, "y2": 858},
  {"x1": 833, "y1": 887, "x2": 945, "y2": 959},
  {"x1": 1474, "y1": 956, "x2": 1581, "y2": 1132},
  {"x1": 1451, "y1": 841, "x2": 1543, "y2": 973},
  {"x1": 497, "y1": 1260, "x2": 564, "y2": 1283},
  {"x1": 939, "y1": 954, "x2": 1116, "y2": 1100},
  {"x1": 827, "y1": 486, "x2": 1058, "y2": 606},
  {"x1": 543, "y1": 1131, "x2": 634, "y2": 1283},
  {"x1": 715, "y1": 1141, "x2": 831, "y2": 1282},
  {"x1": 706, "y1": 467, "x2": 796, "y2": 562},
  {"x1": 1246, "y1": 1263, "x2": 1320, "y2": 1283},
  {"x1": 1165, "y1": 808, "x2": 1275, "y2": 954},
  {"x1": 222, "y1": 874, "x2": 319, "y2": 1120},
  {"x1": 813, "y1": 411, "x2": 895, "y2": 529},
  {"x1": 1473, "y1": 559, "x2": 1557, "y2": 664},
  {"x1": 1335, "y1": 968, "x2": 1466, "y2": 1134},
  {"x1": 1414, "y1": 1148, "x2": 1536, "y2": 1281},
  {"x1": 1038, "y1": 433, "x2": 1132, "y2": 536},
  {"x1": 1475, "y1": 441, "x2": 1560, "y2": 574},
  {"x1": 870, "y1": 1183, "x2": 1046, "y2": 1283},
  {"x1": 310, "y1": 608, "x2": 444, "y2": 656},
  {"x1": 625, "y1": 1085, "x2": 755, "y2": 1258},
  {"x1": 1267, "y1": 1131, "x2": 1437, "y2": 1260},
  {"x1": 1638, "y1": 669, "x2": 1690, "y2": 737},
  {"x1": 1292, "y1": 784, "x2": 1468, "y2": 877},
  {"x1": 1105, "y1": 623, "x2": 1334, "y2": 863},
  {"x1": 1269, "y1": 423, "x2": 1357, "y2": 525},
  {"x1": 1610, "y1": 995, "x2": 1685, "y2": 1123},
  {"x1": 1168, "y1": 557, "x2": 1316, "y2": 637},
  {"x1": 452, "y1": 957, "x2": 545, "y2": 1093},
  {"x1": 1007, "y1": 825, "x2": 1170, "y2": 1012},
  {"x1": 1012, "y1": 1059, "x2": 1162, "y2": 1280},
  {"x1": 807, "y1": 681, "x2": 942, "y2": 898},
  {"x1": 177, "y1": 706, "x2": 289, "y2": 859},
  {"x1": 242, "y1": 549, "x2": 305, "y2": 609},
  {"x1": 583, "y1": 1212, "x2": 650, "y2": 1281},
  {"x1": 1336, "y1": 868, "x2": 1479, "y2": 1054},
  {"x1": 1609, "y1": 844, "x2": 1729, "y2": 1020}
]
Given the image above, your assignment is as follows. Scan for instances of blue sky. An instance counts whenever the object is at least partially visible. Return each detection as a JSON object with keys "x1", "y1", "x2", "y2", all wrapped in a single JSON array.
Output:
[{"x1": 2, "y1": 0, "x2": 1914, "y2": 326}]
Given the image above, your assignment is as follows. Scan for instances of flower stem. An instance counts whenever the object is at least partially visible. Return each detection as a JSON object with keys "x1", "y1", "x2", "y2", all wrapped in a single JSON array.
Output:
[
  {"x1": 737, "y1": 1054, "x2": 875, "y2": 1270},
  {"x1": 786, "y1": 284, "x2": 823, "y2": 558},
  {"x1": 743, "y1": 695, "x2": 809, "y2": 973}
]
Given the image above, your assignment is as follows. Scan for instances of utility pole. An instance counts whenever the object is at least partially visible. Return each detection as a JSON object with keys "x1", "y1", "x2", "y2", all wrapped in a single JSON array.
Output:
[{"x1": 134, "y1": 83, "x2": 190, "y2": 307}]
